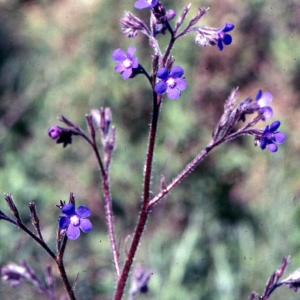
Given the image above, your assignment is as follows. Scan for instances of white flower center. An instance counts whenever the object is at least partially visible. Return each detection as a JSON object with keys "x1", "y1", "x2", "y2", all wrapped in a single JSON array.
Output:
[
  {"x1": 70, "y1": 215, "x2": 80, "y2": 226},
  {"x1": 123, "y1": 58, "x2": 132, "y2": 68},
  {"x1": 167, "y1": 77, "x2": 175, "y2": 88}
]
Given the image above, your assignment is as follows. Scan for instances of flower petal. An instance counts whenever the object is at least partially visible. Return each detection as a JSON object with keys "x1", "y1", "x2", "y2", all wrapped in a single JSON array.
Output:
[
  {"x1": 267, "y1": 143, "x2": 278, "y2": 152},
  {"x1": 66, "y1": 223, "x2": 80, "y2": 240},
  {"x1": 256, "y1": 90, "x2": 262, "y2": 100},
  {"x1": 76, "y1": 206, "x2": 91, "y2": 218},
  {"x1": 217, "y1": 39, "x2": 223, "y2": 51},
  {"x1": 258, "y1": 92, "x2": 273, "y2": 106},
  {"x1": 132, "y1": 57, "x2": 139, "y2": 68},
  {"x1": 155, "y1": 81, "x2": 167, "y2": 94},
  {"x1": 115, "y1": 64, "x2": 125, "y2": 73},
  {"x1": 134, "y1": 0, "x2": 157, "y2": 9},
  {"x1": 134, "y1": 0, "x2": 151, "y2": 9},
  {"x1": 223, "y1": 34, "x2": 232, "y2": 45},
  {"x1": 167, "y1": 87, "x2": 181, "y2": 100},
  {"x1": 59, "y1": 216, "x2": 70, "y2": 229},
  {"x1": 112, "y1": 49, "x2": 127, "y2": 63},
  {"x1": 269, "y1": 121, "x2": 281, "y2": 132},
  {"x1": 80, "y1": 219, "x2": 93, "y2": 233},
  {"x1": 260, "y1": 138, "x2": 267, "y2": 150},
  {"x1": 175, "y1": 78, "x2": 186, "y2": 91},
  {"x1": 122, "y1": 68, "x2": 133, "y2": 80},
  {"x1": 127, "y1": 46, "x2": 136, "y2": 58},
  {"x1": 157, "y1": 68, "x2": 169, "y2": 80},
  {"x1": 169, "y1": 66, "x2": 184, "y2": 78},
  {"x1": 222, "y1": 23, "x2": 234, "y2": 32},
  {"x1": 274, "y1": 132, "x2": 286, "y2": 144},
  {"x1": 261, "y1": 106, "x2": 273, "y2": 120},
  {"x1": 62, "y1": 204, "x2": 76, "y2": 216}
]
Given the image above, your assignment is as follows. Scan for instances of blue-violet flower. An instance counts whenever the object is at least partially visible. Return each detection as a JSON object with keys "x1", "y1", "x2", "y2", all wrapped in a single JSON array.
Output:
[
  {"x1": 112, "y1": 47, "x2": 139, "y2": 80},
  {"x1": 256, "y1": 90, "x2": 273, "y2": 120},
  {"x1": 195, "y1": 23, "x2": 234, "y2": 51},
  {"x1": 134, "y1": 0, "x2": 158, "y2": 10},
  {"x1": 260, "y1": 121, "x2": 286, "y2": 152},
  {"x1": 155, "y1": 66, "x2": 186, "y2": 100},
  {"x1": 217, "y1": 23, "x2": 234, "y2": 51},
  {"x1": 59, "y1": 204, "x2": 92, "y2": 240}
]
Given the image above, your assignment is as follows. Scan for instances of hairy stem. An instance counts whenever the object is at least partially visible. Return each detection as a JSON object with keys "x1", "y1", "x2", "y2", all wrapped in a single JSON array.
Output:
[
  {"x1": 56, "y1": 254, "x2": 76, "y2": 300},
  {"x1": 92, "y1": 142, "x2": 121, "y2": 278},
  {"x1": 70, "y1": 122, "x2": 120, "y2": 278},
  {"x1": 16, "y1": 220, "x2": 56, "y2": 260},
  {"x1": 148, "y1": 127, "x2": 256, "y2": 208},
  {"x1": 114, "y1": 92, "x2": 161, "y2": 300},
  {"x1": 16, "y1": 220, "x2": 75, "y2": 299}
]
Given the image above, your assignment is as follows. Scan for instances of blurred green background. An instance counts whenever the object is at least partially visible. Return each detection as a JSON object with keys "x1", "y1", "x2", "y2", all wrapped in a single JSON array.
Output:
[{"x1": 0, "y1": 0, "x2": 299, "y2": 299}]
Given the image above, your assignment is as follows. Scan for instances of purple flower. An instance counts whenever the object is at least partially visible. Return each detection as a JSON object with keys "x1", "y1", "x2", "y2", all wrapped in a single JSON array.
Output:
[
  {"x1": 59, "y1": 204, "x2": 92, "y2": 240},
  {"x1": 134, "y1": 0, "x2": 158, "y2": 10},
  {"x1": 112, "y1": 47, "x2": 139, "y2": 80},
  {"x1": 155, "y1": 66, "x2": 186, "y2": 100},
  {"x1": 256, "y1": 90, "x2": 273, "y2": 120},
  {"x1": 48, "y1": 126, "x2": 73, "y2": 147},
  {"x1": 260, "y1": 121, "x2": 286, "y2": 152}
]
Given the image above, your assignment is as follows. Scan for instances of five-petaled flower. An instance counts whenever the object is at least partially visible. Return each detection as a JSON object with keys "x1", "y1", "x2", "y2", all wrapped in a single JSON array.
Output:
[
  {"x1": 260, "y1": 121, "x2": 286, "y2": 152},
  {"x1": 48, "y1": 126, "x2": 73, "y2": 148},
  {"x1": 256, "y1": 90, "x2": 273, "y2": 120},
  {"x1": 134, "y1": 0, "x2": 158, "y2": 10},
  {"x1": 112, "y1": 47, "x2": 139, "y2": 80},
  {"x1": 155, "y1": 66, "x2": 186, "y2": 100},
  {"x1": 59, "y1": 204, "x2": 93, "y2": 240}
]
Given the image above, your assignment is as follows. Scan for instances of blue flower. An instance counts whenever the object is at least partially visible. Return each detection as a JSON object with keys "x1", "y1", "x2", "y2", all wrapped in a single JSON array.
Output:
[
  {"x1": 195, "y1": 23, "x2": 234, "y2": 51},
  {"x1": 255, "y1": 90, "x2": 273, "y2": 120},
  {"x1": 112, "y1": 47, "x2": 139, "y2": 80},
  {"x1": 260, "y1": 121, "x2": 286, "y2": 152},
  {"x1": 217, "y1": 23, "x2": 234, "y2": 51},
  {"x1": 134, "y1": 0, "x2": 158, "y2": 10},
  {"x1": 155, "y1": 66, "x2": 187, "y2": 100},
  {"x1": 59, "y1": 204, "x2": 92, "y2": 240}
]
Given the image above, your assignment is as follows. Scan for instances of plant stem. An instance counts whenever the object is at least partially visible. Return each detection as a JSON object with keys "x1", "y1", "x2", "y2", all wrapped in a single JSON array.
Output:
[
  {"x1": 16, "y1": 220, "x2": 56, "y2": 260},
  {"x1": 56, "y1": 251, "x2": 76, "y2": 300},
  {"x1": 92, "y1": 142, "x2": 121, "y2": 279},
  {"x1": 148, "y1": 147, "x2": 210, "y2": 208},
  {"x1": 16, "y1": 219, "x2": 75, "y2": 299},
  {"x1": 114, "y1": 92, "x2": 161, "y2": 300},
  {"x1": 71, "y1": 121, "x2": 121, "y2": 278},
  {"x1": 148, "y1": 127, "x2": 257, "y2": 208}
]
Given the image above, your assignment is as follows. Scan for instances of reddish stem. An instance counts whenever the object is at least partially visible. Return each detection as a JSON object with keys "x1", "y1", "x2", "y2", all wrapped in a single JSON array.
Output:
[{"x1": 114, "y1": 92, "x2": 160, "y2": 300}]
